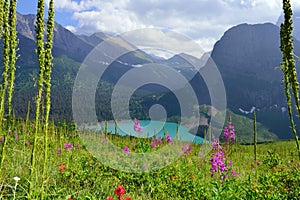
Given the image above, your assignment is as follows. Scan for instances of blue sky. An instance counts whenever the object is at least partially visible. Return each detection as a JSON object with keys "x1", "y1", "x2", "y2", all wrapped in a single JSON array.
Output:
[
  {"x1": 16, "y1": 0, "x2": 300, "y2": 51},
  {"x1": 17, "y1": 0, "x2": 77, "y2": 28}
]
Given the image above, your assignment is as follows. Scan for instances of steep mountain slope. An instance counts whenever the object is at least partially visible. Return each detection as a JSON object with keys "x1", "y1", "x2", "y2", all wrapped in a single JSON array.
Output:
[{"x1": 211, "y1": 23, "x2": 300, "y2": 109}]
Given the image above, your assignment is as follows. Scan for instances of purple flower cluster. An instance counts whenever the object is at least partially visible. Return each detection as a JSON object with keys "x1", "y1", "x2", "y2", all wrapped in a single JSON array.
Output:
[
  {"x1": 150, "y1": 138, "x2": 163, "y2": 148},
  {"x1": 210, "y1": 140, "x2": 227, "y2": 177},
  {"x1": 166, "y1": 134, "x2": 172, "y2": 143},
  {"x1": 209, "y1": 139, "x2": 238, "y2": 181},
  {"x1": 123, "y1": 146, "x2": 130, "y2": 154},
  {"x1": 133, "y1": 120, "x2": 143, "y2": 132},
  {"x1": 181, "y1": 144, "x2": 193, "y2": 155},
  {"x1": 64, "y1": 143, "x2": 73, "y2": 150},
  {"x1": 150, "y1": 141, "x2": 156, "y2": 148},
  {"x1": 223, "y1": 125, "x2": 235, "y2": 143},
  {"x1": 57, "y1": 148, "x2": 62, "y2": 154}
]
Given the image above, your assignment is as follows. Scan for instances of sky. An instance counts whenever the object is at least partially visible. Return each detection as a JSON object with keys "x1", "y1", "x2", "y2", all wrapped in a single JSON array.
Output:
[{"x1": 17, "y1": 0, "x2": 300, "y2": 51}]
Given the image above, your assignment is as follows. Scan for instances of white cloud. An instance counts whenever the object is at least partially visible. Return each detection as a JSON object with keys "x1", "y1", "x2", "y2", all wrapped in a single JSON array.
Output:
[
  {"x1": 50, "y1": 0, "x2": 286, "y2": 51},
  {"x1": 46, "y1": 0, "x2": 85, "y2": 11}
]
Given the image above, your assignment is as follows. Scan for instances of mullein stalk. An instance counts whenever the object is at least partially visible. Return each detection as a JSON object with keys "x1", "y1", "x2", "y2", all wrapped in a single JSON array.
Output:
[
  {"x1": 253, "y1": 110, "x2": 257, "y2": 161},
  {"x1": 0, "y1": 0, "x2": 10, "y2": 176},
  {"x1": 280, "y1": 0, "x2": 300, "y2": 158},
  {"x1": 281, "y1": 1, "x2": 300, "y2": 117},
  {"x1": 7, "y1": 0, "x2": 18, "y2": 118},
  {"x1": 26, "y1": 101, "x2": 30, "y2": 124},
  {"x1": 115, "y1": 120, "x2": 118, "y2": 135},
  {"x1": 0, "y1": 0, "x2": 3, "y2": 37},
  {"x1": 0, "y1": 0, "x2": 10, "y2": 128},
  {"x1": 41, "y1": 0, "x2": 54, "y2": 198},
  {"x1": 29, "y1": 0, "x2": 45, "y2": 197}
]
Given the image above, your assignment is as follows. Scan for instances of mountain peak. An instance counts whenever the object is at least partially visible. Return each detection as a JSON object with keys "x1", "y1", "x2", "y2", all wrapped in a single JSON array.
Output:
[
  {"x1": 17, "y1": 12, "x2": 36, "y2": 40},
  {"x1": 210, "y1": 22, "x2": 300, "y2": 109}
]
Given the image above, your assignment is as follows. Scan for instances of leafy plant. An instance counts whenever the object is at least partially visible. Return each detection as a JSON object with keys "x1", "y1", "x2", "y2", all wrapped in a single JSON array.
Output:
[{"x1": 280, "y1": 0, "x2": 300, "y2": 158}]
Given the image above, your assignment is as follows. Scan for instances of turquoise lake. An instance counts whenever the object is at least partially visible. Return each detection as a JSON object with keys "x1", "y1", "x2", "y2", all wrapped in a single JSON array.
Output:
[{"x1": 97, "y1": 120, "x2": 204, "y2": 144}]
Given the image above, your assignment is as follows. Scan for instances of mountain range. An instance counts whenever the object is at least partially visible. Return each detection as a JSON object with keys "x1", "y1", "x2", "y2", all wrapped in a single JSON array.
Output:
[{"x1": 1, "y1": 12, "x2": 300, "y2": 141}]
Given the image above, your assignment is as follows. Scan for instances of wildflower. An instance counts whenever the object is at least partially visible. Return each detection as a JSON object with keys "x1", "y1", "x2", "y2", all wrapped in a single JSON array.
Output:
[
  {"x1": 210, "y1": 140, "x2": 228, "y2": 178},
  {"x1": 14, "y1": 133, "x2": 18, "y2": 141},
  {"x1": 106, "y1": 197, "x2": 114, "y2": 200},
  {"x1": 230, "y1": 170, "x2": 237, "y2": 177},
  {"x1": 25, "y1": 141, "x2": 30, "y2": 146},
  {"x1": 221, "y1": 174, "x2": 228, "y2": 181},
  {"x1": 188, "y1": 145, "x2": 193, "y2": 152},
  {"x1": 115, "y1": 185, "x2": 126, "y2": 197},
  {"x1": 155, "y1": 137, "x2": 163, "y2": 145},
  {"x1": 133, "y1": 119, "x2": 143, "y2": 132},
  {"x1": 166, "y1": 134, "x2": 172, "y2": 143},
  {"x1": 150, "y1": 141, "x2": 156, "y2": 148},
  {"x1": 212, "y1": 140, "x2": 222, "y2": 152},
  {"x1": 64, "y1": 143, "x2": 73, "y2": 150},
  {"x1": 0, "y1": 136, "x2": 4, "y2": 143},
  {"x1": 13, "y1": 177, "x2": 20, "y2": 182},
  {"x1": 57, "y1": 148, "x2": 61, "y2": 155},
  {"x1": 102, "y1": 136, "x2": 107, "y2": 143},
  {"x1": 198, "y1": 152, "x2": 203, "y2": 158},
  {"x1": 59, "y1": 163, "x2": 66, "y2": 172},
  {"x1": 125, "y1": 197, "x2": 131, "y2": 200},
  {"x1": 228, "y1": 161, "x2": 232, "y2": 167},
  {"x1": 76, "y1": 144, "x2": 81, "y2": 149},
  {"x1": 123, "y1": 146, "x2": 130, "y2": 154},
  {"x1": 223, "y1": 125, "x2": 235, "y2": 143}
]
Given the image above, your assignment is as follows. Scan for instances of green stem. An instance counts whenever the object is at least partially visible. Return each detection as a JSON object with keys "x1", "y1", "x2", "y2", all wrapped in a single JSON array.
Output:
[
  {"x1": 26, "y1": 101, "x2": 30, "y2": 124},
  {"x1": 284, "y1": 83, "x2": 300, "y2": 158},
  {"x1": 0, "y1": 134, "x2": 8, "y2": 179}
]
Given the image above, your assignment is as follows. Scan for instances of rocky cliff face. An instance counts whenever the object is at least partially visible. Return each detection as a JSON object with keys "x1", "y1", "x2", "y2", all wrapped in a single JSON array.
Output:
[{"x1": 211, "y1": 23, "x2": 300, "y2": 109}]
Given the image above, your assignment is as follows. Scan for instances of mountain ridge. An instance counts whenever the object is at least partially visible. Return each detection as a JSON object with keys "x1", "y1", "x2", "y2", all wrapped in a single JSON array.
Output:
[{"x1": 1, "y1": 13, "x2": 300, "y2": 141}]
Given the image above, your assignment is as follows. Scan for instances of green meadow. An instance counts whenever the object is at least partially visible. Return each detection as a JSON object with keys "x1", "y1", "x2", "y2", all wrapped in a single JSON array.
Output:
[{"x1": 0, "y1": 119, "x2": 299, "y2": 199}]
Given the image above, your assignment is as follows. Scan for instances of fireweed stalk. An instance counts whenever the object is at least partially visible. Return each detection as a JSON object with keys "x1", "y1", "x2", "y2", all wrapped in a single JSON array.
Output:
[
  {"x1": 223, "y1": 118, "x2": 235, "y2": 155},
  {"x1": 210, "y1": 140, "x2": 228, "y2": 181}
]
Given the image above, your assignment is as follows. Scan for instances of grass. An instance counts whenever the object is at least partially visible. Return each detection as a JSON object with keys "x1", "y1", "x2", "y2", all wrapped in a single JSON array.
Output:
[{"x1": 0, "y1": 118, "x2": 299, "y2": 199}]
